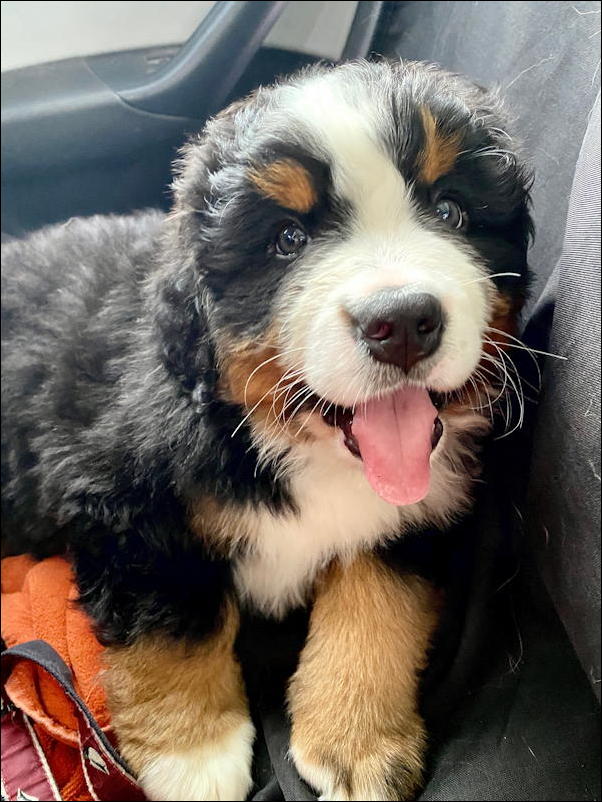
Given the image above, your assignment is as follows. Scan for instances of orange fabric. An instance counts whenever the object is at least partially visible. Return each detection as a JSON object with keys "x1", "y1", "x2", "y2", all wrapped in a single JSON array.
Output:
[
  {"x1": 36, "y1": 727, "x2": 92, "y2": 802},
  {"x1": 1, "y1": 555, "x2": 110, "y2": 801}
]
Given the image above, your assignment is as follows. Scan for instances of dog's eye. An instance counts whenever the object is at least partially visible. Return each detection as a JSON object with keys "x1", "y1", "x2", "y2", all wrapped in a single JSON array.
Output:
[
  {"x1": 433, "y1": 198, "x2": 466, "y2": 230},
  {"x1": 275, "y1": 223, "x2": 307, "y2": 257}
]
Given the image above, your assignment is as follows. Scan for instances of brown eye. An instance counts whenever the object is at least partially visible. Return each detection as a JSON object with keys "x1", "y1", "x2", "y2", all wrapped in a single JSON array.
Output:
[
  {"x1": 275, "y1": 223, "x2": 307, "y2": 256},
  {"x1": 434, "y1": 198, "x2": 466, "y2": 230}
]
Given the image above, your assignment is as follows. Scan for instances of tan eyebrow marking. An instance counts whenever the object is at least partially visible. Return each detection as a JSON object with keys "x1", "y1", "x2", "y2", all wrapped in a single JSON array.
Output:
[
  {"x1": 418, "y1": 107, "x2": 461, "y2": 184},
  {"x1": 248, "y1": 159, "x2": 317, "y2": 213}
]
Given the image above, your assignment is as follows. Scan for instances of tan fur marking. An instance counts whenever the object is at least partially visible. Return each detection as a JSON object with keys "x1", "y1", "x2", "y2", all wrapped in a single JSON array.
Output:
[
  {"x1": 419, "y1": 108, "x2": 461, "y2": 184},
  {"x1": 219, "y1": 336, "x2": 311, "y2": 442},
  {"x1": 104, "y1": 600, "x2": 249, "y2": 777},
  {"x1": 441, "y1": 292, "x2": 520, "y2": 416},
  {"x1": 189, "y1": 494, "x2": 250, "y2": 555},
  {"x1": 288, "y1": 554, "x2": 440, "y2": 800},
  {"x1": 483, "y1": 290, "x2": 519, "y2": 356},
  {"x1": 441, "y1": 292, "x2": 522, "y2": 419},
  {"x1": 249, "y1": 159, "x2": 317, "y2": 213},
  {"x1": 221, "y1": 341, "x2": 288, "y2": 412}
]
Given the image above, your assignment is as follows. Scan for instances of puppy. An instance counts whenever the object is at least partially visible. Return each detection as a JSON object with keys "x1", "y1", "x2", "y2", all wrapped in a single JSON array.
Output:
[{"x1": 1, "y1": 60, "x2": 532, "y2": 801}]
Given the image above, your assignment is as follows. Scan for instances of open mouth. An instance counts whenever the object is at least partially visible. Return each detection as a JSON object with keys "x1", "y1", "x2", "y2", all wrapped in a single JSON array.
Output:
[
  {"x1": 319, "y1": 391, "x2": 445, "y2": 459},
  {"x1": 303, "y1": 387, "x2": 445, "y2": 507}
]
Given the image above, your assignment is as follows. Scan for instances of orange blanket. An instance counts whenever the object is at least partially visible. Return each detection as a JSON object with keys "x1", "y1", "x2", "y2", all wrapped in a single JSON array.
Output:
[{"x1": 1, "y1": 555, "x2": 110, "y2": 801}]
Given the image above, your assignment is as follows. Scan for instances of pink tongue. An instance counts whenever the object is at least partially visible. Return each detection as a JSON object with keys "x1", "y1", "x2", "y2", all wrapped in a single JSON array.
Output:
[{"x1": 352, "y1": 387, "x2": 438, "y2": 506}]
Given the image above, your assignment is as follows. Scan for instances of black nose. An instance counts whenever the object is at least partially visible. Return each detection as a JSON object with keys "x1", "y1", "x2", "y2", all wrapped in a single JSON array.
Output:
[{"x1": 349, "y1": 289, "x2": 444, "y2": 373}]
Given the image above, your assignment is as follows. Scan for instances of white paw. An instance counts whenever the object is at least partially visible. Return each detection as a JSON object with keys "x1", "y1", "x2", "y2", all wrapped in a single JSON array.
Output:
[
  {"x1": 290, "y1": 744, "x2": 390, "y2": 801},
  {"x1": 140, "y1": 720, "x2": 255, "y2": 801},
  {"x1": 290, "y1": 745, "x2": 349, "y2": 801}
]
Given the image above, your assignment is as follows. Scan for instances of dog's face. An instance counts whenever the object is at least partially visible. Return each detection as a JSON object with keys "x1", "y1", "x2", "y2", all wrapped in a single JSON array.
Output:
[{"x1": 167, "y1": 61, "x2": 532, "y2": 506}]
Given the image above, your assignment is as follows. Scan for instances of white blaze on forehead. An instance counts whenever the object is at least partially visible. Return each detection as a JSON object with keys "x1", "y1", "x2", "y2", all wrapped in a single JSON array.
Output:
[
  {"x1": 285, "y1": 74, "x2": 413, "y2": 233},
  {"x1": 275, "y1": 71, "x2": 490, "y2": 402}
]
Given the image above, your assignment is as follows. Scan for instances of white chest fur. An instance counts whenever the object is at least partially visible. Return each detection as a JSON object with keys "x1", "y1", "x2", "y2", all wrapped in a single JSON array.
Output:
[
  {"x1": 233, "y1": 436, "x2": 402, "y2": 617},
  {"x1": 233, "y1": 413, "x2": 482, "y2": 618}
]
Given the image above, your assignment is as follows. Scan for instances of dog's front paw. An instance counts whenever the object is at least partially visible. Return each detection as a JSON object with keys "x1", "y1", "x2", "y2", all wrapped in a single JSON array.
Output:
[
  {"x1": 290, "y1": 724, "x2": 426, "y2": 802},
  {"x1": 139, "y1": 719, "x2": 255, "y2": 801}
]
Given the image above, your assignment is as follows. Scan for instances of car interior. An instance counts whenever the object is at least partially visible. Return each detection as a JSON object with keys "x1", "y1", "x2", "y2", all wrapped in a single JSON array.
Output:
[{"x1": 1, "y1": 2, "x2": 600, "y2": 800}]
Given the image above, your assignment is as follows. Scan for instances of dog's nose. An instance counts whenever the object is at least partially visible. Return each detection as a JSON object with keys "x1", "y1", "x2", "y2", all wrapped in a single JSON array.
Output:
[{"x1": 349, "y1": 289, "x2": 444, "y2": 373}]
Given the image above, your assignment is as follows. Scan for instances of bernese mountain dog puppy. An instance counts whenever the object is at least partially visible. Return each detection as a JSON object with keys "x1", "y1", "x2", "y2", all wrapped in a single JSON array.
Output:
[{"x1": 1, "y1": 60, "x2": 532, "y2": 801}]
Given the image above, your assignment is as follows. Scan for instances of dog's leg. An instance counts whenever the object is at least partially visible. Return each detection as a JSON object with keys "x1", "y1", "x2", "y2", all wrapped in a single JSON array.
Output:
[
  {"x1": 288, "y1": 554, "x2": 439, "y2": 801},
  {"x1": 104, "y1": 599, "x2": 254, "y2": 802}
]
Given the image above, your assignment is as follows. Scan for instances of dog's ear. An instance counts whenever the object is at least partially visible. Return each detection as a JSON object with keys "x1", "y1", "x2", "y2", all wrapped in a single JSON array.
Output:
[
  {"x1": 150, "y1": 256, "x2": 213, "y2": 395},
  {"x1": 463, "y1": 84, "x2": 535, "y2": 255},
  {"x1": 151, "y1": 92, "x2": 264, "y2": 395},
  {"x1": 171, "y1": 88, "x2": 264, "y2": 215},
  {"x1": 470, "y1": 89, "x2": 534, "y2": 307}
]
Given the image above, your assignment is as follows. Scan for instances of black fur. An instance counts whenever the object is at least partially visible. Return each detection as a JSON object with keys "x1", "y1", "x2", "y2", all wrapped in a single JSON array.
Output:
[
  {"x1": 1, "y1": 61, "x2": 533, "y2": 646},
  {"x1": 1, "y1": 210, "x2": 292, "y2": 643}
]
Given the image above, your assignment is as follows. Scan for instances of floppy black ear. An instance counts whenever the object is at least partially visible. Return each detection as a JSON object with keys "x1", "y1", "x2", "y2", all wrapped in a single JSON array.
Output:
[
  {"x1": 150, "y1": 256, "x2": 213, "y2": 395},
  {"x1": 151, "y1": 91, "x2": 265, "y2": 396}
]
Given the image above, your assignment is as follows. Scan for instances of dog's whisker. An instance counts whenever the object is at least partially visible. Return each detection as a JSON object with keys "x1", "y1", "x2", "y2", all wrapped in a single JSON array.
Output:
[
  {"x1": 487, "y1": 344, "x2": 520, "y2": 407},
  {"x1": 320, "y1": 399, "x2": 333, "y2": 421},
  {"x1": 279, "y1": 383, "x2": 313, "y2": 422},
  {"x1": 269, "y1": 375, "x2": 306, "y2": 436},
  {"x1": 477, "y1": 361, "x2": 510, "y2": 410},
  {"x1": 231, "y1": 372, "x2": 301, "y2": 439},
  {"x1": 461, "y1": 272, "x2": 521, "y2": 287},
  {"x1": 485, "y1": 328, "x2": 543, "y2": 394},
  {"x1": 233, "y1": 359, "x2": 307, "y2": 444},
  {"x1": 242, "y1": 347, "x2": 307, "y2": 407},
  {"x1": 485, "y1": 329, "x2": 567, "y2": 361},
  {"x1": 270, "y1": 373, "x2": 304, "y2": 408},
  {"x1": 294, "y1": 395, "x2": 326, "y2": 438},
  {"x1": 490, "y1": 346, "x2": 525, "y2": 438},
  {"x1": 282, "y1": 387, "x2": 316, "y2": 432},
  {"x1": 483, "y1": 353, "x2": 540, "y2": 397},
  {"x1": 481, "y1": 346, "x2": 519, "y2": 434},
  {"x1": 466, "y1": 375, "x2": 482, "y2": 411},
  {"x1": 269, "y1": 367, "x2": 305, "y2": 406},
  {"x1": 350, "y1": 381, "x2": 365, "y2": 417},
  {"x1": 485, "y1": 328, "x2": 560, "y2": 394},
  {"x1": 468, "y1": 370, "x2": 495, "y2": 421},
  {"x1": 485, "y1": 339, "x2": 540, "y2": 397}
]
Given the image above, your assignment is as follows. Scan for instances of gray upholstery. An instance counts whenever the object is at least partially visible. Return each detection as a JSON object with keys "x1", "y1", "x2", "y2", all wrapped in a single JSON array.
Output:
[{"x1": 525, "y1": 93, "x2": 601, "y2": 701}]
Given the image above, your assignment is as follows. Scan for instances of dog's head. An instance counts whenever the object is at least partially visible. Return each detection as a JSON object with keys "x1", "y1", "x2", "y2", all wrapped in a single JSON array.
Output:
[{"x1": 159, "y1": 60, "x2": 532, "y2": 507}]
